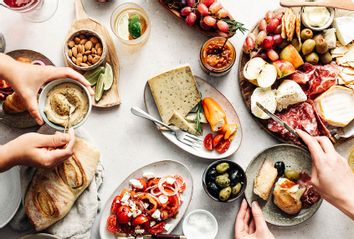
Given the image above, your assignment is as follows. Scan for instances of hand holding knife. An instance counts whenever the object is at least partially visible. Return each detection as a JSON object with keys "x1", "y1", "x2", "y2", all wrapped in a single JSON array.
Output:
[{"x1": 118, "y1": 234, "x2": 187, "y2": 239}]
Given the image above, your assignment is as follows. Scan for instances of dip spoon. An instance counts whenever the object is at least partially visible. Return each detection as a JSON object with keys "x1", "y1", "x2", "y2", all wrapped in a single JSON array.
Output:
[{"x1": 64, "y1": 105, "x2": 76, "y2": 134}]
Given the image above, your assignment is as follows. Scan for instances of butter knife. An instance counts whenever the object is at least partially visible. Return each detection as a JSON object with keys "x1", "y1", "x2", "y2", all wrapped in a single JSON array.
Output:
[
  {"x1": 145, "y1": 234, "x2": 187, "y2": 239},
  {"x1": 256, "y1": 102, "x2": 300, "y2": 138}
]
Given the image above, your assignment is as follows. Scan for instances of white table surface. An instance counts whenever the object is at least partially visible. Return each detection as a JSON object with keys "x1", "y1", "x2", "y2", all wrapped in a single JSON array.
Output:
[{"x1": 0, "y1": 0, "x2": 353, "y2": 238}]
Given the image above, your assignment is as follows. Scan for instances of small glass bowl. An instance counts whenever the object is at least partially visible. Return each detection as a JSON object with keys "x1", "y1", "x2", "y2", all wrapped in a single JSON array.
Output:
[{"x1": 110, "y1": 2, "x2": 151, "y2": 47}]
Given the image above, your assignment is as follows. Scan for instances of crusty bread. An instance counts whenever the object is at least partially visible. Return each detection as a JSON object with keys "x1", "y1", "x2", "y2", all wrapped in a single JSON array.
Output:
[
  {"x1": 273, "y1": 178, "x2": 305, "y2": 215},
  {"x1": 253, "y1": 160, "x2": 278, "y2": 201},
  {"x1": 25, "y1": 138, "x2": 100, "y2": 231},
  {"x1": 3, "y1": 92, "x2": 27, "y2": 114}
]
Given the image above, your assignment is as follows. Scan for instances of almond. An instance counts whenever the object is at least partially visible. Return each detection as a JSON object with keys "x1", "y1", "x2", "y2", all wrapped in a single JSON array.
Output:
[
  {"x1": 74, "y1": 37, "x2": 80, "y2": 44},
  {"x1": 95, "y1": 43, "x2": 102, "y2": 50},
  {"x1": 90, "y1": 36, "x2": 99, "y2": 44},
  {"x1": 72, "y1": 46, "x2": 77, "y2": 57},
  {"x1": 97, "y1": 47, "x2": 102, "y2": 56},
  {"x1": 80, "y1": 38, "x2": 88, "y2": 45},
  {"x1": 85, "y1": 41, "x2": 93, "y2": 50},
  {"x1": 68, "y1": 40, "x2": 75, "y2": 48},
  {"x1": 68, "y1": 49, "x2": 73, "y2": 57},
  {"x1": 83, "y1": 55, "x2": 87, "y2": 63},
  {"x1": 71, "y1": 56, "x2": 76, "y2": 63}
]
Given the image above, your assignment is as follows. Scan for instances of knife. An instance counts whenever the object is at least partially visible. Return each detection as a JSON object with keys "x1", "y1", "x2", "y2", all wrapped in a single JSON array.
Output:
[
  {"x1": 145, "y1": 234, "x2": 187, "y2": 239},
  {"x1": 280, "y1": 0, "x2": 354, "y2": 11},
  {"x1": 256, "y1": 102, "x2": 300, "y2": 138}
]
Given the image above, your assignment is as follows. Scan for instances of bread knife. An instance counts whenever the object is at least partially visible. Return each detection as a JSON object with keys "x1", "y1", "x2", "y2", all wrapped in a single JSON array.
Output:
[{"x1": 256, "y1": 102, "x2": 300, "y2": 138}]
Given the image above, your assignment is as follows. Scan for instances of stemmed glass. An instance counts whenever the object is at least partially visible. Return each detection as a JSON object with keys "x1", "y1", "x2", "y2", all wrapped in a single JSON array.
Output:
[{"x1": 0, "y1": 0, "x2": 59, "y2": 23}]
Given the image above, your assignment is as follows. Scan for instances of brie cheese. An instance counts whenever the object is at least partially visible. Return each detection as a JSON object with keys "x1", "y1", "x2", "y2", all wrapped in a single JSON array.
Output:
[
  {"x1": 251, "y1": 87, "x2": 277, "y2": 119},
  {"x1": 275, "y1": 80, "x2": 307, "y2": 111},
  {"x1": 333, "y1": 17, "x2": 354, "y2": 46}
]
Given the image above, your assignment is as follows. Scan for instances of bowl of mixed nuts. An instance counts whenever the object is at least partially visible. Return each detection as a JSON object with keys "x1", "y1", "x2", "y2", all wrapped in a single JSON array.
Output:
[{"x1": 64, "y1": 30, "x2": 107, "y2": 71}]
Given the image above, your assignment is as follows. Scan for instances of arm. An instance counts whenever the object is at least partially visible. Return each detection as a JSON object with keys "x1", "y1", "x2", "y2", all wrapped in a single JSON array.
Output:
[
  {"x1": 297, "y1": 130, "x2": 354, "y2": 220},
  {"x1": 0, "y1": 129, "x2": 75, "y2": 172},
  {"x1": 0, "y1": 53, "x2": 93, "y2": 125}
]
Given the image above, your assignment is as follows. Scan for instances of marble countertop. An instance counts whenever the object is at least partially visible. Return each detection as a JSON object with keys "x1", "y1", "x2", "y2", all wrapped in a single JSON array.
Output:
[{"x1": 0, "y1": 0, "x2": 353, "y2": 238}]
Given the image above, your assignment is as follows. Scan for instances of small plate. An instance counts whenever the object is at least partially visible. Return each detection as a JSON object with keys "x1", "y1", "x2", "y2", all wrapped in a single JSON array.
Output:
[
  {"x1": 244, "y1": 144, "x2": 322, "y2": 227},
  {"x1": 99, "y1": 159, "x2": 193, "y2": 239},
  {"x1": 144, "y1": 76, "x2": 243, "y2": 160},
  {"x1": 19, "y1": 233, "x2": 61, "y2": 239},
  {"x1": 182, "y1": 209, "x2": 218, "y2": 239},
  {"x1": 0, "y1": 166, "x2": 21, "y2": 228}
]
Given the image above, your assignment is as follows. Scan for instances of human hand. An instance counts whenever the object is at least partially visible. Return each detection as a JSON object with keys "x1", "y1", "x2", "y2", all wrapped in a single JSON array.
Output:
[
  {"x1": 0, "y1": 129, "x2": 75, "y2": 172},
  {"x1": 235, "y1": 199, "x2": 275, "y2": 239},
  {"x1": 297, "y1": 129, "x2": 354, "y2": 219},
  {"x1": 1, "y1": 55, "x2": 94, "y2": 125}
]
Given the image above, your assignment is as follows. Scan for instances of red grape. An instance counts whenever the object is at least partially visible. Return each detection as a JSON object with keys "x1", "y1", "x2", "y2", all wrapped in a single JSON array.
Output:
[
  {"x1": 273, "y1": 34, "x2": 283, "y2": 45},
  {"x1": 256, "y1": 31, "x2": 267, "y2": 46},
  {"x1": 203, "y1": 16, "x2": 217, "y2": 27},
  {"x1": 217, "y1": 20, "x2": 229, "y2": 33},
  {"x1": 267, "y1": 49, "x2": 279, "y2": 61},
  {"x1": 186, "y1": 12, "x2": 197, "y2": 26},
  {"x1": 274, "y1": 12, "x2": 284, "y2": 21},
  {"x1": 266, "y1": 18, "x2": 280, "y2": 33},
  {"x1": 202, "y1": 0, "x2": 215, "y2": 7},
  {"x1": 243, "y1": 35, "x2": 255, "y2": 53},
  {"x1": 265, "y1": 10, "x2": 273, "y2": 23},
  {"x1": 262, "y1": 36, "x2": 274, "y2": 49},
  {"x1": 274, "y1": 25, "x2": 282, "y2": 34},
  {"x1": 209, "y1": 2, "x2": 222, "y2": 14},
  {"x1": 197, "y1": 3, "x2": 209, "y2": 16},
  {"x1": 181, "y1": 7, "x2": 192, "y2": 17},
  {"x1": 217, "y1": 8, "x2": 229, "y2": 18},
  {"x1": 187, "y1": 0, "x2": 196, "y2": 7},
  {"x1": 258, "y1": 19, "x2": 267, "y2": 31}
]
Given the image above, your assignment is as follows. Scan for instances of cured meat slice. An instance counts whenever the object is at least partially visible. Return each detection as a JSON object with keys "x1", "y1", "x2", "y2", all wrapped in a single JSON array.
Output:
[
  {"x1": 267, "y1": 102, "x2": 320, "y2": 143},
  {"x1": 298, "y1": 172, "x2": 321, "y2": 208}
]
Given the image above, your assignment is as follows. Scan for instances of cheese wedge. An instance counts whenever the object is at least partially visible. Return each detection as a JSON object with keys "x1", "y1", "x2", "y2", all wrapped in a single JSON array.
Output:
[
  {"x1": 251, "y1": 87, "x2": 277, "y2": 119},
  {"x1": 333, "y1": 17, "x2": 354, "y2": 46},
  {"x1": 254, "y1": 160, "x2": 278, "y2": 201},
  {"x1": 276, "y1": 80, "x2": 307, "y2": 111},
  {"x1": 314, "y1": 86, "x2": 354, "y2": 127},
  {"x1": 185, "y1": 112, "x2": 208, "y2": 124},
  {"x1": 169, "y1": 111, "x2": 198, "y2": 135},
  {"x1": 148, "y1": 65, "x2": 201, "y2": 123}
]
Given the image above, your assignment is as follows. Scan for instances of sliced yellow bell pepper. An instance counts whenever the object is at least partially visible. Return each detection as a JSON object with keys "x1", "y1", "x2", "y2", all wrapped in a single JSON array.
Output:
[{"x1": 202, "y1": 97, "x2": 227, "y2": 132}]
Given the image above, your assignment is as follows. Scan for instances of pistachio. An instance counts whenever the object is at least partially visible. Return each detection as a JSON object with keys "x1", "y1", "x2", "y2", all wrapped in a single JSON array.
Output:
[{"x1": 68, "y1": 40, "x2": 75, "y2": 48}]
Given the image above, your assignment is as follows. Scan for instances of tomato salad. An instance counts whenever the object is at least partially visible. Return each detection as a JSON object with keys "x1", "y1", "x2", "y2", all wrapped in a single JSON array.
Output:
[{"x1": 107, "y1": 174, "x2": 186, "y2": 236}]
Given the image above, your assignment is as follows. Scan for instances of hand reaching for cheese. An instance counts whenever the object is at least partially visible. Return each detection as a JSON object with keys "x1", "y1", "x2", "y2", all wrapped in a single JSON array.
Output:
[
  {"x1": 235, "y1": 199, "x2": 275, "y2": 239},
  {"x1": 0, "y1": 129, "x2": 75, "y2": 172},
  {"x1": 0, "y1": 53, "x2": 94, "y2": 125},
  {"x1": 297, "y1": 129, "x2": 354, "y2": 220}
]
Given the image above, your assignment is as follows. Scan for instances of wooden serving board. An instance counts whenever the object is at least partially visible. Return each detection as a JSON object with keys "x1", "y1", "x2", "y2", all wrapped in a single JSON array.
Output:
[
  {"x1": 64, "y1": 0, "x2": 120, "y2": 108},
  {"x1": 158, "y1": 0, "x2": 235, "y2": 38}
]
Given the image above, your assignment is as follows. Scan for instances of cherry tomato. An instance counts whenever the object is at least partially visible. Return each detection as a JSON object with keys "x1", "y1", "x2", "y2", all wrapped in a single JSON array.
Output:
[
  {"x1": 204, "y1": 133, "x2": 214, "y2": 151},
  {"x1": 213, "y1": 134, "x2": 224, "y2": 147},
  {"x1": 161, "y1": 195, "x2": 180, "y2": 220},
  {"x1": 110, "y1": 195, "x2": 121, "y2": 214},
  {"x1": 138, "y1": 178, "x2": 147, "y2": 191},
  {"x1": 215, "y1": 139, "x2": 231, "y2": 154},
  {"x1": 148, "y1": 178, "x2": 160, "y2": 188},
  {"x1": 116, "y1": 205, "x2": 131, "y2": 224},
  {"x1": 132, "y1": 214, "x2": 149, "y2": 226},
  {"x1": 147, "y1": 222, "x2": 166, "y2": 235},
  {"x1": 174, "y1": 175, "x2": 186, "y2": 193},
  {"x1": 107, "y1": 215, "x2": 119, "y2": 233}
]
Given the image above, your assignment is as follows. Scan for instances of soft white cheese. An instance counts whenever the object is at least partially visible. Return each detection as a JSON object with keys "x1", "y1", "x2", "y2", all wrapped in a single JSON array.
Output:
[
  {"x1": 166, "y1": 177, "x2": 176, "y2": 185},
  {"x1": 164, "y1": 223, "x2": 172, "y2": 231},
  {"x1": 132, "y1": 209, "x2": 142, "y2": 218},
  {"x1": 129, "y1": 179, "x2": 144, "y2": 189},
  {"x1": 275, "y1": 80, "x2": 307, "y2": 111},
  {"x1": 151, "y1": 209, "x2": 161, "y2": 221},
  {"x1": 159, "y1": 195, "x2": 169, "y2": 204},
  {"x1": 323, "y1": 28, "x2": 337, "y2": 49},
  {"x1": 135, "y1": 228, "x2": 145, "y2": 234},
  {"x1": 121, "y1": 192, "x2": 130, "y2": 204},
  {"x1": 150, "y1": 221, "x2": 156, "y2": 227},
  {"x1": 334, "y1": 17, "x2": 354, "y2": 46},
  {"x1": 143, "y1": 172, "x2": 155, "y2": 180}
]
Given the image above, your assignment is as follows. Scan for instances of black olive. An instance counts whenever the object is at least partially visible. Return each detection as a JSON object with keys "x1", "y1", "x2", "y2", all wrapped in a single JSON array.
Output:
[
  {"x1": 229, "y1": 169, "x2": 241, "y2": 186},
  {"x1": 206, "y1": 167, "x2": 218, "y2": 183},
  {"x1": 274, "y1": 161, "x2": 285, "y2": 177},
  {"x1": 207, "y1": 182, "x2": 219, "y2": 198}
]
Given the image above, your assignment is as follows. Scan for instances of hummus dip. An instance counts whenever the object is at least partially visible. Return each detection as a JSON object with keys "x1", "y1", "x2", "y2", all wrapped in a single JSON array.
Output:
[{"x1": 44, "y1": 83, "x2": 88, "y2": 127}]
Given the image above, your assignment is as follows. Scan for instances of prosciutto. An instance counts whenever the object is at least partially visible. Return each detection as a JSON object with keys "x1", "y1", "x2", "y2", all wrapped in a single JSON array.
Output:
[
  {"x1": 289, "y1": 63, "x2": 339, "y2": 97},
  {"x1": 298, "y1": 172, "x2": 321, "y2": 208}
]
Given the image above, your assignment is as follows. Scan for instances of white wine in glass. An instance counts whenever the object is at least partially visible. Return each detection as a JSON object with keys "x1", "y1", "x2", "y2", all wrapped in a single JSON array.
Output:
[{"x1": 0, "y1": 0, "x2": 59, "y2": 23}]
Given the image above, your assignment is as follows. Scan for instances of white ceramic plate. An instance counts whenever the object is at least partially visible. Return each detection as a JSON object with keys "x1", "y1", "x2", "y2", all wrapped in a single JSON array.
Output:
[
  {"x1": 144, "y1": 76, "x2": 243, "y2": 159},
  {"x1": 0, "y1": 166, "x2": 21, "y2": 228},
  {"x1": 99, "y1": 159, "x2": 193, "y2": 239}
]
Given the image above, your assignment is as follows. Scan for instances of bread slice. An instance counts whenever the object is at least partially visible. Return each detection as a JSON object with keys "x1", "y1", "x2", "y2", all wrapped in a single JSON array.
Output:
[
  {"x1": 148, "y1": 65, "x2": 201, "y2": 123},
  {"x1": 253, "y1": 160, "x2": 278, "y2": 201},
  {"x1": 169, "y1": 111, "x2": 198, "y2": 135}
]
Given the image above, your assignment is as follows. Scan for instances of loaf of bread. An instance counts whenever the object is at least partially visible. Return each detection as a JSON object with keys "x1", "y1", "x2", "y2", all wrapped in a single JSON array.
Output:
[
  {"x1": 25, "y1": 138, "x2": 100, "y2": 231},
  {"x1": 253, "y1": 160, "x2": 278, "y2": 201},
  {"x1": 3, "y1": 92, "x2": 27, "y2": 114}
]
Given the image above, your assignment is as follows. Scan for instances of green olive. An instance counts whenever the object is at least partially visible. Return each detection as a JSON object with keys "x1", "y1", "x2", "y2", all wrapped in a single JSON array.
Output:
[
  {"x1": 216, "y1": 162, "x2": 230, "y2": 174},
  {"x1": 231, "y1": 183, "x2": 242, "y2": 196},
  {"x1": 305, "y1": 52, "x2": 319, "y2": 65},
  {"x1": 215, "y1": 173, "x2": 230, "y2": 188},
  {"x1": 302, "y1": 39, "x2": 316, "y2": 56},
  {"x1": 320, "y1": 52, "x2": 333, "y2": 65},
  {"x1": 219, "y1": 186, "x2": 232, "y2": 201},
  {"x1": 300, "y1": 28, "x2": 313, "y2": 41},
  {"x1": 291, "y1": 39, "x2": 301, "y2": 52},
  {"x1": 285, "y1": 170, "x2": 300, "y2": 181}
]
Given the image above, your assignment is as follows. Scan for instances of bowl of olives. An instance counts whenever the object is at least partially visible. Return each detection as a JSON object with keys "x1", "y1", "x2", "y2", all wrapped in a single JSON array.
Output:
[{"x1": 203, "y1": 160, "x2": 247, "y2": 203}]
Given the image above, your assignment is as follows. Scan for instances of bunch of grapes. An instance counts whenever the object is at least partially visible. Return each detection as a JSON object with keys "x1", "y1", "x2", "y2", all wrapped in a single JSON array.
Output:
[
  {"x1": 243, "y1": 11, "x2": 284, "y2": 61},
  {"x1": 178, "y1": 0, "x2": 231, "y2": 33}
]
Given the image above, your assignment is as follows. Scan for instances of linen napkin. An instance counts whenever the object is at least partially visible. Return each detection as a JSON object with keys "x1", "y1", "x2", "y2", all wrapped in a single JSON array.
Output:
[{"x1": 10, "y1": 125, "x2": 104, "y2": 239}]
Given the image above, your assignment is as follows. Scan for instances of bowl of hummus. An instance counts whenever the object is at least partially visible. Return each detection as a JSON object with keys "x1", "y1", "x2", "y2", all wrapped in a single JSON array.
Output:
[{"x1": 38, "y1": 79, "x2": 92, "y2": 131}]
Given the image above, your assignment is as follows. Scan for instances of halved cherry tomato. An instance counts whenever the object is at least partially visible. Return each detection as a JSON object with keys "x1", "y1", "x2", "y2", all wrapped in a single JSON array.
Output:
[
  {"x1": 116, "y1": 205, "x2": 131, "y2": 224},
  {"x1": 132, "y1": 214, "x2": 149, "y2": 226},
  {"x1": 107, "y1": 215, "x2": 119, "y2": 233},
  {"x1": 213, "y1": 134, "x2": 224, "y2": 147},
  {"x1": 204, "y1": 133, "x2": 214, "y2": 151},
  {"x1": 174, "y1": 175, "x2": 186, "y2": 193},
  {"x1": 215, "y1": 139, "x2": 231, "y2": 154},
  {"x1": 110, "y1": 195, "x2": 121, "y2": 214},
  {"x1": 148, "y1": 178, "x2": 160, "y2": 188},
  {"x1": 136, "y1": 193, "x2": 158, "y2": 215},
  {"x1": 147, "y1": 222, "x2": 166, "y2": 235}
]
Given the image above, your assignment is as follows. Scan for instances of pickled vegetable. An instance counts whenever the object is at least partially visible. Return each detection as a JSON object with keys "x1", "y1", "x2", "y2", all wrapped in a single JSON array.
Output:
[
  {"x1": 215, "y1": 173, "x2": 230, "y2": 188},
  {"x1": 219, "y1": 186, "x2": 232, "y2": 201},
  {"x1": 285, "y1": 169, "x2": 300, "y2": 181},
  {"x1": 231, "y1": 183, "x2": 242, "y2": 196},
  {"x1": 216, "y1": 162, "x2": 230, "y2": 174}
]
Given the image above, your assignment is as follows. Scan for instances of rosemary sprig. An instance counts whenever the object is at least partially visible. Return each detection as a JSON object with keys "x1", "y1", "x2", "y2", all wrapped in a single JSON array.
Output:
[
  {"x1": 222, "y1": 18, "x2": 248, "y2": 35},
  {"x1": 195, "y1": 101, "x2": 203, "y2": 134}
]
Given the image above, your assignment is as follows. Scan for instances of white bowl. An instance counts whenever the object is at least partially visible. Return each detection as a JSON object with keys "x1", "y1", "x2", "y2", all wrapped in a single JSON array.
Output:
[
  {"x1": 182, "y1": 209, "x2": 218, "y2": 239},
  {"x1": 38, "y1": 79, "x2": 92, "y2": 131}
]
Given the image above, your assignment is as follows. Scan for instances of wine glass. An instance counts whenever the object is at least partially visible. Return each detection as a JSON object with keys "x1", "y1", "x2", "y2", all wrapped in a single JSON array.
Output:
[{"x1": 0, "y1": 0, "x2": 59, "y2": 23}]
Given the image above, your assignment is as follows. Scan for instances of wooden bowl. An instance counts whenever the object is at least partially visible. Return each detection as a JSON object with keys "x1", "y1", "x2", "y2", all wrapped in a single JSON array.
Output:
[{"x1": 63, "y1": 29, "x2": 107, "y2": 72}]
